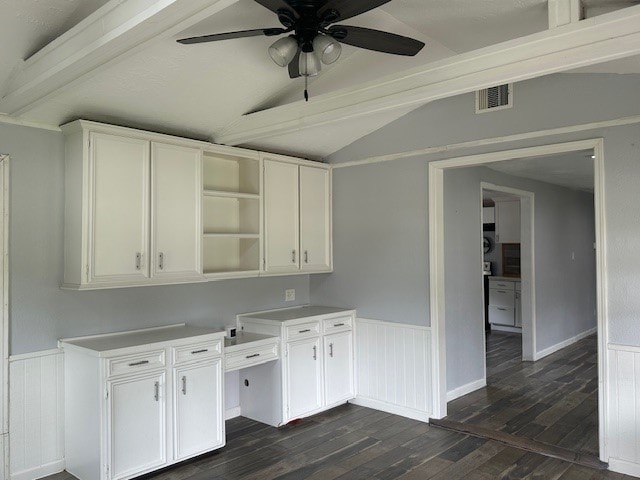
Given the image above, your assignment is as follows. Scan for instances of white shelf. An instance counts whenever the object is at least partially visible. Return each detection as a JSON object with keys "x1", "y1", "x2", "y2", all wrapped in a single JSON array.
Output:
[
  {"x1": 203, "y1": 190, "x2": 260, "y2": 200},
  {"x1": 203, "y1": 233, "x2": 259, "y2": 239}
]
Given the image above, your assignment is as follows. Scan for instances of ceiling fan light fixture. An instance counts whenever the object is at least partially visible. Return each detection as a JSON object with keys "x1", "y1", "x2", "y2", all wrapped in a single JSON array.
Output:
[
  {"x1": 268, "y1": 36, "x2": 298, "y2": 67},
  {"x1": 299, "y1": 51, "x2": 321, "y2": 76},
  {"x1": 312, "y1": 34, "x2": 342, "y2": 64}
]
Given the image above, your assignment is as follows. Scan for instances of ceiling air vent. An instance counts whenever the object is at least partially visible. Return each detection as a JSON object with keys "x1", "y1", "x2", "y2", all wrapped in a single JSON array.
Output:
[{"x1": 476, "y1": 83, "x2": 513, "y2": 113}]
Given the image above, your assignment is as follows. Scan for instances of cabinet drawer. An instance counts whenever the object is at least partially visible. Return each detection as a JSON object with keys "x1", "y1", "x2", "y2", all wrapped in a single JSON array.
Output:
[
  {"x1": 285, "y1": 321, "x2": 320, "y2": 341},
  {"x1": 488, "y1": 306, "x2": 515, "y2": 326},
  {"x1": 489, "y1": 288, "x2": 515, "y2": 307},
  {"x1": 173, "y1": 340, "x2": 222, "y2": 365},
  {"x1": 108, "y1": 350, "x2": 166, "y2": 376},
  {"x1": 323, "y1": 316, "x2": 353, "y2": 334},
  {"x1": 225, "y1": 342, "x2": 279, "y2": 372},
  {"x1": 488, "y1": 280, "x2": 515, "y2": 290}
]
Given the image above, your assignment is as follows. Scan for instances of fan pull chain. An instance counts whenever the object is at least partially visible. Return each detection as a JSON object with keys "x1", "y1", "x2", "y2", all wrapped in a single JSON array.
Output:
[{"x1": 304, "y1": 75, "x2": 309, "y2": 102}]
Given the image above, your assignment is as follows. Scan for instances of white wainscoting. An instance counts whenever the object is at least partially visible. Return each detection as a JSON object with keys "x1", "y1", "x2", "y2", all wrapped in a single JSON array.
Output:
[
  {"x1": 9, "y1": 350, "x2": 64, "y2": 480},
  {"x1": 607, "y1": 343, "x2": 640, "y2": 477},
  {"x1": 351, "y1": 318, "x2": 432, "y2": 422}
]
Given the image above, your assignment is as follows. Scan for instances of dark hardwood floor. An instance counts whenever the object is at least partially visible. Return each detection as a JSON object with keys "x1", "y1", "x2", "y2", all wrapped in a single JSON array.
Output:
[
  {"x1": 446, "y1": 331, "x2": 600, "y2": 459},
  {"x1": 46, "y1": 401, "x2": 631, "y2": 479}
]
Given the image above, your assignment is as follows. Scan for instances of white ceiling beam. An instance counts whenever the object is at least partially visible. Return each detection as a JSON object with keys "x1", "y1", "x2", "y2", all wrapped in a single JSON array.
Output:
[
  {"x1": 0, "y1": 0, "x2": 239, "y2": 116},
  {"x1": 216, "y1": 4, "x2": 640, "y2": 147}
]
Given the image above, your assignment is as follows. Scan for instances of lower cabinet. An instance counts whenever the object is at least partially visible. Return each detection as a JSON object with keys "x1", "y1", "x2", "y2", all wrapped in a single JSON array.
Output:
[
  {"x1": 61, "y1": 327, "x2": 225, "y2": 480},
  {"x1": 173, "y1": 359, "x2": 224, "y2": 461},
  {"x1": 108, "y1": 372, "x2": 167, "y2": 480},
  {"x1": 238, "y1": 307, "x2": 356, "y2": 427}
]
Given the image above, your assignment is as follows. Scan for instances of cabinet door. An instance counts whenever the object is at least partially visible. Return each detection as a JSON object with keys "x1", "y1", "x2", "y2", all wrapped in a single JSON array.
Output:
[
  {"x1": 515, "y1": 291, "x2": 522, "y2": 327},
  {"x1": 264, "y1": 160, "x2": 299, "y2": 273},
  {"x1": 324, "y1": 331, "x2": 354, "y2": 406},
  {"x1": 285, "y1": 337, "x2": 323, "y2": 420},
  {"x1": 495, "y1": 200, "x2": 520, "y2": 244},
  {"x1": 90, "y1": 133, "x2": 150, "y2": 282},
  {"x1": 174, "y1": 359, "x2": 224, "y2": 461},
  {"x1": 108, "y1": 372, "x2": 166, "y2": 480},
  {"x1": 151, "y1": 143, "x2": 202, "y2": 280},
  {"x1": 488, "y1": 305, "x2": 515, "y2": 326},
  {"x1": 299, "y1": 166, "x2": 331, "y2": 271}
]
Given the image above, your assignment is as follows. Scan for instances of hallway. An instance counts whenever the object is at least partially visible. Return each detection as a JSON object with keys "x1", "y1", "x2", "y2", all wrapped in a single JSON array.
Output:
[{"x1": 446, "y1": 332, "x2": 599, "y2": 458}]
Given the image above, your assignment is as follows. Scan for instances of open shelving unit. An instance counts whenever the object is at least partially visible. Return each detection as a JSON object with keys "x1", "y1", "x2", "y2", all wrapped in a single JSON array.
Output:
[{"x1": 202, "y1": 150, "x2": 262, "y2": 278}]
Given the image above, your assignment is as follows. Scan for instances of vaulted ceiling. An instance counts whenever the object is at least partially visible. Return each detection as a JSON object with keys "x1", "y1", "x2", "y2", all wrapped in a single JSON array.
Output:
[{"x1": 1, "y1": 0, "x2": 639, "y2": 159}]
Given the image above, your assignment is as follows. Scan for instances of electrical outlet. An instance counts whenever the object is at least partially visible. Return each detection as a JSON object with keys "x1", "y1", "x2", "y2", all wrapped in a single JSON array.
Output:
[{"x1": 285, "y1": 289, "x2": 295, "y2": 302}]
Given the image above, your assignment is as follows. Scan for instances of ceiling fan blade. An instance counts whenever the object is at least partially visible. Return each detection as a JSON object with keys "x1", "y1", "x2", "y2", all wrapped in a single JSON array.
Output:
[
  {"x1": 177, "y1": 28, "x2": 286, "y2": 44},
  {"x1": 328, "y1": 26, "x2": 425, "y2": 56},
  {"x1": 288, "y1": 49, "x2": 301, "y2": 78},
  {"x1": 318, "y1": 0, "x2": 393, "y2": 23}
]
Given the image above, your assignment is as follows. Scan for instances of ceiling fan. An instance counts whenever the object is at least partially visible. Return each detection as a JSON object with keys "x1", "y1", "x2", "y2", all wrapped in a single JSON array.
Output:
[{"x1": 177, "y1": 0, "x2": 425, "y2": 100}]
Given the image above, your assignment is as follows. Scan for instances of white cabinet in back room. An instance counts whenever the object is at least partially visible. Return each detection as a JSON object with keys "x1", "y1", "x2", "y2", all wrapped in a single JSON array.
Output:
[
  {"x1": 495, "y1": 199, "x2": 521, "y2": 244},
  {"x1": 263, "y1": 156, "x2": 332, "y2": 275},
  {"x1": 323, "y1": 329, "x2": 355, "y2": 406},
  {"x1": 285, "y1": 336, "x2": 323, "y2": 419}
]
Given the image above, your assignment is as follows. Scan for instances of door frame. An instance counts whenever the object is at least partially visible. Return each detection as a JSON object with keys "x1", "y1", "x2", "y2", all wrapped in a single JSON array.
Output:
[
  {"x1": 0, "y1": 155, "x2": 9, "y2": 479},
  {"x1": 480, "y1": 182, "x2": 535, "y2": 363},
  {"x1": 428, "y1": 138, "x2": 609, "y2": 462}
]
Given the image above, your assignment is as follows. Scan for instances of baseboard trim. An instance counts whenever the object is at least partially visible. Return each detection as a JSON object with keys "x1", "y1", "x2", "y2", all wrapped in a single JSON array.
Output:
[
  {"x1": 446, "y1": 378, "x2": 487, "y2": 402},
  {"x1": 10, "y1": 459, "x2": 64, "y2": 480},
  {"x1": 350, "y1": 396, "x2": 430, "y2": 422},
  {"x1": 609, "y1": 458, "x2": 640, "y2": 477},
  {"x1": 534, "y1": 327, "x2": 597, "y2": 361},
  {"x1": 225, "y1": 406, "x2": 241, "y2": 420}
]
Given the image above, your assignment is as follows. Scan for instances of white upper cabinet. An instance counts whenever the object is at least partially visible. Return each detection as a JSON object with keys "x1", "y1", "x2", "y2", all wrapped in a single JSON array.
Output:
[
  {"x1": 90, "y1": 133, "x2": 150, "y2": 283},
  {"x1": 300, "y1": 166, "x2": 331, "y2": 271},
  {"x1": 263, "y1": 157, "x2": 331, "y2": 275},
  {"x1": 151, "y1": 142, "x2": 202, "y2": 280},
  {"x1": 495, "y1": 199, "x2": 521, "y2": 244},
  {"x1": 264, "y1": 160, "x2": 300, "y2": 273}
]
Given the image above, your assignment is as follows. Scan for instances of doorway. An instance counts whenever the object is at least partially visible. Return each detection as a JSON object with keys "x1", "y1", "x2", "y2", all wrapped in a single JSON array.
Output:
[
  {"x1": 428, "y1": 139, "x2": 608, "y2": 462},
  {"x1": 0, "y1": 155, "x2": 8, "y2": 480}
]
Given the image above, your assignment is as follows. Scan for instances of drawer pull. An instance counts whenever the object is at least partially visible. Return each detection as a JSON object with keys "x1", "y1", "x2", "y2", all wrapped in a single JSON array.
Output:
[
  {"x1": 497, "y1": 307, "x2": 508, "y2": 311},
  {"x1": 299, "y1": 329, "x2": 311, "y2": 333},
  {"x1": 245, "y1": 353, "x2": 261, "y2": 359},
  {"x1": 333, "y1": 323, "x2": 345, "y2": 327},
  {"x1": 191, "y1": 349, "x2": 209, "y2": 354},
  {"x1": 128, "y1": 360, "x2": 150, "y2": 367},
  {"x1": 496, "y1": 290, "x2": 507, "y2": 294}
]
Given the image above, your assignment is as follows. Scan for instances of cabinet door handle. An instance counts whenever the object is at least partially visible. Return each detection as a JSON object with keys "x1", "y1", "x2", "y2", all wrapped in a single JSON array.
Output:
[
  {"x1": 497, "y1": 290, "x2": 507, "y2": 294},
  {"x1": 182, "y1": 376, "x2": 187, "y2": 395},
  {"x1": 154, "y1": 381, "x2": 160, "y2": 401},
  {"x1": 299, "y1": 329, "x2": 311, "y2": 333},
  {"x1": 313, "y1": 345, "x2": 317, "y2": 360},
  {"x1": 329, "y1": 343, "x2": 334, "y2": 358},
  {"x1": 292, "y1": 250, "x2": 296, "y2": 263},
  {"x1": 304, "y1": 250, "x2": 309, "y2": 264},
  {"x1": 128, "y1": 360, "x2": 150, "y2": 367},
  {"x1": 497, "y1": 307, "x2": 508, "y2": 311},
  {"x1": 135, "y1": 252, "x2": 142, "y2": 270},
  {"x1": 246, "y1": 353, "x2": 260, "y2": 359},
  {"x1": 158, "y1": 252, "x2": 164, "y2": 270},
  {"x1": 191, "y1": 349, "x2": 208, "y2": 354}
]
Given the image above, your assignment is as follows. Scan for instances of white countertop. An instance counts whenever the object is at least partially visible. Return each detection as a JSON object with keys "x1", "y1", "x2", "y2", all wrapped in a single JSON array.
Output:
[
  {"x1": 238, "y1": 306, "x2": 354, "y2": 322},
  {"x1": 224, "y1": 332, "x2": 278, "y2": 352},
  {"x1": 60, "y1": 324, "x2": 225, "y2": 356}
]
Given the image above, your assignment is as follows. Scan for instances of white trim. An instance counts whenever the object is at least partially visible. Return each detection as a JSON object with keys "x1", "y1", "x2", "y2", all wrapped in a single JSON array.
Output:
[
  {"x1": 9, "y1": 460, "x2": 64, "y2": 480},
  {"x1": 533, "y1": 327, "x2": 597, "y2": 361},
  {"x1": 608, "y1": 458, "x2": 640, "y2": 478},
  {"x1": 1, "y1": 156, "x2": 9, "y2": 480},
  {"x1": 607, "y1": 343, "x2": 640, "y2": 353},
  {"x1": 356, "y1": 317, "x2": 431, "y2": 331},
  {"x1": 8, "y1": 349, "x2": 61, "y2": 363},
  {"x1": 446, "y1": 379, "x2": 487, "y2": 402},
  {"x1": 481, "y1": 182, "x2": 536, "y2": 362},
  {"x1": 217, "y1": 6, "x2": 640, "y2": 146},
  {"x1": 0, "y1": 116, "x2": 60, "y2": 133},
  {"x1": 349, "y1": 398, "x2": 429, "y2": 423},
  {"x1": 428, "y1": 138, "x2": 609, "y2": 463},
  {"x1": 332, "y1": 115, "x2": 640, "y2": 170},
  {"x1": 225, "y1": 406, "x2": 241, "y2": 421}
]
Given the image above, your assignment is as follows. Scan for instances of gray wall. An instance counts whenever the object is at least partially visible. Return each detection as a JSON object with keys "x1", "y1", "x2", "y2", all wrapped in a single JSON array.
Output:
[
  {"x1": 310, "y1": 72, "x2": 640, "y2": 392},
  {"x1": 2, "y1": 122, "x2": 310, "y2": 354}
]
